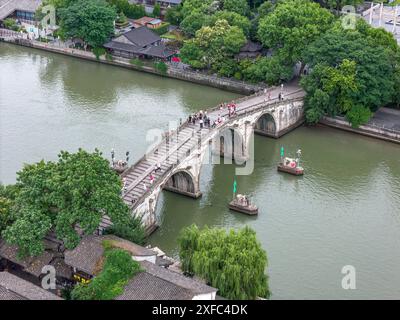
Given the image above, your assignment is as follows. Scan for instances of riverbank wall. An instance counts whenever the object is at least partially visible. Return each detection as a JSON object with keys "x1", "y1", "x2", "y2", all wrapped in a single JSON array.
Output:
[
  {"x1": 319, "y1": 115, "x2": 400, "y2": 144},
  {"x1": 0, "y1": 37, "x2": 264, "y2": 95}
]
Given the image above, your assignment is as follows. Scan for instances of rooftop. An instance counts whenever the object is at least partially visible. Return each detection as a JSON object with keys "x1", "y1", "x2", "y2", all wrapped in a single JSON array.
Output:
[
  {"x1": 0, "y1": 239, "x2": 56, "y2": 277},
  {"x1": 64, "y1": 235, "x2": 156, "y2": 276},
  {"x1": 117, "y1": 261, "x2": 217, "y2": 300},
  {"x1": 0, "y1": 0, "x2": 42, "y2": 20},
  {"x1": 0, "y1": 272, "x2": 62, "y2": 300},
  {"x1": 121, "y1": 26, "x2": 161, "y2": 47}
]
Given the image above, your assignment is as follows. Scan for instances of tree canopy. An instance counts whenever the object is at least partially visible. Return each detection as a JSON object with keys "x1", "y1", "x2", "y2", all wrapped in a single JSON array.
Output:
[
  {"x1": 180, "y1": 19, "x2": 246, "y2": 75},
  {"x1": 59, "y1": 0, "x2": 116, "y2": 48},
  {"x1": 258, "y1": 0, "x2": 334, "y2": 70},
  {"x1": 301, "y1": 19, "x2": 400, "y2": 126},
  {"x1": 1, "y1": 149, "x2": 132, "y2": 257},
  {"x1": 178, "y1": 225, "x2": 270, "y2": 300}
]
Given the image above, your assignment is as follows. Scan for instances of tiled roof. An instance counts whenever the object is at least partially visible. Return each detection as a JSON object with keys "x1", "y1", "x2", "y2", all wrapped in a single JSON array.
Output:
[
  {"x1": 117, "y1": 261, "x2": 216, "y2": 300},
  {"x1": 104, "y1": 41, "x2": 175, "y2": 58},
  {"x1": 0, "y1": 240, "x2": 55, "y2": 277},
  {"x1": 122, "y1": 27, "x2": 161, "y2": 47},
  {"x1": 64, "y1": 235, "x2": 104, "y2": 276},
  {"x1": 140, "y1": 261, "x2": 217, "y2": 295},
  {"x1": 0, "y1": 0, "x2": 42, "y2": 20},
  {"x1": 0, "y1": 272, "x2": 62, "y2": 300},
  {"x1": 64, "y1": 235, "x2": 157, "y2": 276},
  {"x1": 116, "y1": 271, "x2": 194, "y2": 300},
  {"x1": 0, "y1": 285, "x2": 26, "y2": 300}
]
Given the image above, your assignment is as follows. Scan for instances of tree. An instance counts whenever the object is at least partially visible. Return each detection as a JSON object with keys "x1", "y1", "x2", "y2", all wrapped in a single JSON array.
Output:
[
  {"x1": 180, "y1": 11, "x2": 208, "y2": 36},
  {"x1": 59, "y1": 0, "x2": 116, "y2": 48},
  {"x1": 222, "y1": 0, "x2": 251, "y2": 16},
  {"x1": 0, "y1": 184, "x2": 19, "y2": 234},
  {"x1": 301, "y1": 20, "x2": 399, "y2": 125},
  {"x1": 301, "y1": 59, "x2": 359, "y2": 124},
  {"x1": 178, "y1": 225, "x2": 270, "y2": 300},
  {"x1": 181, "y1": 0, "x2": 214, "y2": 18},
  {"x1": 104, "y1": 215, "x2": 145, "y2": 245},
  {"x1": 241, "y1": 55, "x2": 294, "y2": 84},
  {"x1": 153, "y1": 3, "x2": 161, "y2": 17},
  {"x1": 2, "y1": 149, "x2": 132, "y2": 257},
  {"x1": 258, "y1": 0, "x2": 334, "y2": 73},
  {"x1": 165, "y1": 5, "x2": 183, "y2": 25},
  {"x1": 206, "y1": 10, "x2": 251, "y2": 37},
  {"x1": 181, "y1": 19, "x2": 246, "y2": 74}
]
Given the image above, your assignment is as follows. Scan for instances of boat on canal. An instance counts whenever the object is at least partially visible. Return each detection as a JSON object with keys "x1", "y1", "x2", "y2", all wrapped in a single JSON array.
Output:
[
  {"x1": 277, "y1": 148, "x2": 304, "y2": 176},
  {"x1": 228, "y1": 194, "x2": 258, "y2": 215}
]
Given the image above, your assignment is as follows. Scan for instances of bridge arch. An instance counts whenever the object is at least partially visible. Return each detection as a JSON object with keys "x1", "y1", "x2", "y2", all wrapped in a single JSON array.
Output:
[
  {"x1": 163, "y1": 169, "x2": 200, "y2": 198},
  {"x1": 254, "y1": 112, "x2": 277, "y2": 138},
  {"x1": 213, "y1": 127, "x2": 246, "y2": 163}
]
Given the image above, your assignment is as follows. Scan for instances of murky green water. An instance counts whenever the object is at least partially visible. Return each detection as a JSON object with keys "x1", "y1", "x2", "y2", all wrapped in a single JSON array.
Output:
[{"x1": 1, "y1": 43, "x2": 400, "y2": 299}]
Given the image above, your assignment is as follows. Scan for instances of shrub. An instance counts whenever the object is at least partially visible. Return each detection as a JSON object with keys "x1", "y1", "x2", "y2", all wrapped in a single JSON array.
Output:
[
  {"x1": 71, "y1": 247, "x2": 142, "y2": 300},
  {"x1": 153, "y1": 61, "x2": 168, "y2": 74},
  {"x1": 130, "y1": 58, "x2": 144, "y2": 67},
  {"x1": 104, "y1": 215, "x2": 145, "y2": 245},
  {"x1": 93, "y1": 47, "x2": 106, "y2": 60},
  {"x1": 152, "y1": 22, "x2": 170, "y2": 36},
  {"x1": 179, "y1": 225, "x2": 270, "y2": 300}
]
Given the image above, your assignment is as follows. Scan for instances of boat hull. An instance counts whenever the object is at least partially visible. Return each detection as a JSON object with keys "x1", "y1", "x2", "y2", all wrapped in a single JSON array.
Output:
[
  {"x1": 228, "y1": 201, "x2": 258, "y2": 215},
  {"x1": 277, "y1": 164, "x2": 304, "y2": 176}
]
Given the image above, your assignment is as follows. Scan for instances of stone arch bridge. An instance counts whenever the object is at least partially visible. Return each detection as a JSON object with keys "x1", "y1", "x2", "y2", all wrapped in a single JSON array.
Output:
[{"x1": 100, "y1": 86, "x2": 305, "y2": 234}]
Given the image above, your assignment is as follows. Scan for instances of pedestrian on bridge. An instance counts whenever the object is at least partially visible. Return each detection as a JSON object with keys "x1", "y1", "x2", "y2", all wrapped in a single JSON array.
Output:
[
  {"x1": 149, "y1": 174, "x2": 155, "y2": 185},
  {"x1": 155, "y1": 163, "x2": 161, "y2": 172}
]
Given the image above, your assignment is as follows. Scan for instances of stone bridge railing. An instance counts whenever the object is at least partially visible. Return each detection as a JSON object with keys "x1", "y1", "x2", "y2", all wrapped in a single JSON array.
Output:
[{"x1": 125, "y1": 92, "x2": 305, "y2": 212}]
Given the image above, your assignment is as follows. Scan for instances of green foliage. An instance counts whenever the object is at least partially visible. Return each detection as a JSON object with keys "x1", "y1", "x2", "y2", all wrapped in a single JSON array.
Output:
[
  {"x1": 3, "y1": 207, "x2": 52, "y2": 258},
  {"x1": 318, "y1": 0, "x2": 363, "y2": 11},
  {"x1": 0, "y1": 184, "x2": 19, "y2": 235},
  {"x1": 104, "y1": 215, "x2": 145, "y2": 245},
  {"x1": 59, "y1": 0, "x2": 117, "y2": 48},
  {"x1": 2, "y1": 149, "x2": 131, "y2": 257},
  {"x1": 345, "y1": 105, "x2": 373, "y2": 128},
  {"x1": 178, "y1": 225, "x2": 270, "y2": 300},
  {"x1": 301, "y1": 59, "x2": 358, "y2": 124},
  {"x1": 71, "y1": 248, "x2": 142, "y2": 300},
  {"x1": 130, "y1": 58, "x2": 144, "y2": 67},
  {"x1": 301, "y1": 19, "x2": 400, "y2": 126},
  {"x1": 222, "y1": 0, "x2": 251, "y2": 16},
  {"x1": 3, "y1": 18, "x2": 19, "y2": 31},
  {"x1": 258, "y1": 0, "x2": 334, "y2": 68},
  {"x1": 152, "y1": 22, "x2": 170, "y2": 36},
  {"x1": 152, "y1": 3, "x2": 161, "y2": 17},
  {"x1": 165, "y1": 5, "x2": 183, "y2": 25},
  {"x1": 153, "y1": 61, "x2": 168, "y2": 74},
  {"x1": 241, "y1": 55, "x2": 293, "y2": 85},
  {"x1": 206, "y1": 11, "x2": 251, "y2": 37},
  {"x1": 107, "y1": 0, "x2": 146, "y2": 19},
  {"x1": 180, "y1": 19, "x2": 246, "y2": 73},
  {"x1": 93, "y1": 47, "x2": 106, "y2": 60},
  {"x1": 180, "y1": 11, "x2": 208, "y2": 36}
]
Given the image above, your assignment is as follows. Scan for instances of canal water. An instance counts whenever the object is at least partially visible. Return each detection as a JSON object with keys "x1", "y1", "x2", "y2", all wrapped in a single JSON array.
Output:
[{"x1": 1, "y1": 43, "x2": 400, "y2": 299}]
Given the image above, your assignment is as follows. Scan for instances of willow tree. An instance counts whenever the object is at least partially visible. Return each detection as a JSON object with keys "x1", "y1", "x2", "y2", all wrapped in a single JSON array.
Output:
[{"x1": 178, "y1": 225, "x2": 270, "y2": 300}]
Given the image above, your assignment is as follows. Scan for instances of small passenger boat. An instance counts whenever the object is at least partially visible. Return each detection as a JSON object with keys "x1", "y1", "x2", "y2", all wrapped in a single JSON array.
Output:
[
  {"x1": 228, "y1": 194, "x2": 258, "y2": 215},
  {"x1": 277, "y1": 157, "x2": 304, "y2": 176}
]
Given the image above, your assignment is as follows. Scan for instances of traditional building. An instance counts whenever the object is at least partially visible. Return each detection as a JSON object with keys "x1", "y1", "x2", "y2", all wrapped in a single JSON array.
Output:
[
  {"x1": 0, "y1": 0, "x2": 42, "y2": 23},
  {"x1": 0, "y1": 237, "x2": 73, "y2": 290},
  {"x1": 104, "y1": 26, "x2": 175, "y2": 60},
  {"x1": 133, "y1": 16, "x2": 162, "y2": 29},
  {"x1": 64, "y1": 235, "x2": 217, "y2": 300},
  {"x1": 0, "y1": 272, "x2": 62, "y2": 300}
]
